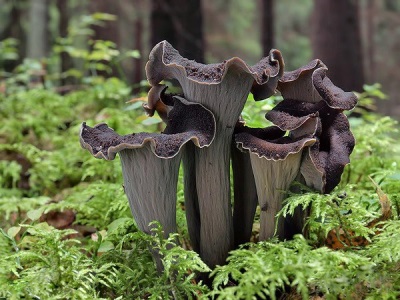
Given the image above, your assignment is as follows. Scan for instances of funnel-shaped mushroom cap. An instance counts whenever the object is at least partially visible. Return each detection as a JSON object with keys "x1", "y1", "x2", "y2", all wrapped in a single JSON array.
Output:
[
  {"x1": 80, "y1": 96, "x2": 216, "y2": 160},
  {"x1": 277, "y1": 60, "x2": 357, "y2": 110},
  {"x1": 265, "y1": 61, "x2": 357, "y2": 193},
  {"x1": 145, "y1": 41, "x2": 284, "y2": 118},
  {"x1": 147, "y1": 41, "x2": 283, "y2": 92},
  {"x1": 234, "y1": 119, "x2": 317, "y2": 240},
  {"x1": 234, "y1": 116, "x2": 317, "y2": 161},
  {"x1": 232, "y1": 117, "x2": 316, "y2": 245},
  {"x1": 79, "y1": 96, "x2": 216, "y2": 271}
]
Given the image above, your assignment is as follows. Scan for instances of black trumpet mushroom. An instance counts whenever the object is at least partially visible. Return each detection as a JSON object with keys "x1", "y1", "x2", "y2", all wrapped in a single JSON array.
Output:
[
  {"x1": 145, "y1": 41, "x2": 284, "y2": 267},
  {"x1": 80, "y1": 96, "x2": 216, "y2": 269},
  {"x1": 80, "y1": 42, "x2": 357, "y2": 270}
]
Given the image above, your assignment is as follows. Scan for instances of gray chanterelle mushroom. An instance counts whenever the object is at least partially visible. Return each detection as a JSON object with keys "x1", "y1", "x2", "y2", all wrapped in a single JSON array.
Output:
[
  {"x1": 145, "y1": 41, "x2": 284, "y2": 267},
  {"x1": 234, "y1": 117, "x2": 317, "y2": 240},
  {"x1": 79, "y1": 96, "x2": 216, "y2": 269},
  {"x1": 80, "y1": 41, "x2": 358, "y2": 271}
]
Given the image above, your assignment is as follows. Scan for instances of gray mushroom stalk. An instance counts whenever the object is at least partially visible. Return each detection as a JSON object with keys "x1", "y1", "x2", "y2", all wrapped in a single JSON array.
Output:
[
  {"x1": 145, "y1": 41, "x2": 284, "y2": 267},
  {"x1": 231, "y1": 136, "x2": 258, "y2": 247}
]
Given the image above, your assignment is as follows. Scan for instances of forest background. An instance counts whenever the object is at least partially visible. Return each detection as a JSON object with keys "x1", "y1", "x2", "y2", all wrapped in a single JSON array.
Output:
[{"x1": 1, "y1": 0, "x2": 400, "y2": 118}]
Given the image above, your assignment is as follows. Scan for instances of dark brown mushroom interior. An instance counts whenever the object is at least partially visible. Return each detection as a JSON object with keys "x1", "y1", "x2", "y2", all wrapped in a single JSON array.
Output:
[{"x1": 271, "y1": 61, "x2": 357, "y2": 193}]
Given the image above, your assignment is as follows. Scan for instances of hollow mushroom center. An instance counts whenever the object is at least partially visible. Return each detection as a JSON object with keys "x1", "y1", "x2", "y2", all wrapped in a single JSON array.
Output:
[{"x1": 250, "y1": 151, "x2": 304, "y2": 240}]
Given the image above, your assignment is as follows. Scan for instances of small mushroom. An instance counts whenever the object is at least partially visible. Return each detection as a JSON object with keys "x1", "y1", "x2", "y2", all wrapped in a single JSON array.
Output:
[
  {"x1": 145, "y1": 41, "x2": 284, "y2": 267},
  {"x1": 266, "y1": 61, "x2": 357, "y2": 193},
  {"x1": 234, "y1": 117, "x2": 317, "y2": 240},
  {"x1": 231, "y1": 119, "x2": 283, "y2": 246},
  {"x1": 80, "y1": 96, "x2": 215, "y2": 269}
]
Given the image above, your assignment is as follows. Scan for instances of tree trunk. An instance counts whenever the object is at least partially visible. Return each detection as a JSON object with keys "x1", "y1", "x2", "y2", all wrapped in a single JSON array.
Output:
[
  {"x1": 365, "y1": 0, "x2": 376, "y2": 83},
  {"x1": 261, "y1": 0, "x2": 274, "y2": 57},
  {"x1": 1, "y1": 2, "x2": 26, "y2": 71},
  {"x1": 27, "y1": 0, "x2": 49, "y2": 59},
  {"x1": 89, "y1": 0, "x2": 120, "y2": 77},
  {"x1": 311, "y1": 0, "x2": 364, "y2": 92},
  {"x1": 133, "y1": 17, "x2": 144, "y2": 88},
  {"x1": 150, "y1": 0, "x2": 204, "y2": 62},
  {"x1": 89, "y1": 0, "x2": 119, "y2": 44},
  {"x1": 57, "y1": 0, "x2": 74, "y2": 87}
]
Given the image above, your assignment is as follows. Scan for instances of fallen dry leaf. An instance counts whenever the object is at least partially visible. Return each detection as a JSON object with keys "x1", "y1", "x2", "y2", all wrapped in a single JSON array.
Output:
[{"x1": 325, "y1": 178, "x2": 392, "y2": 249}]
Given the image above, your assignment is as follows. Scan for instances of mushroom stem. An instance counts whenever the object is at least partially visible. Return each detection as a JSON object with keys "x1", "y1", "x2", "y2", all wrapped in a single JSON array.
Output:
[
  {"x1": 182, "y1": 71, "x2": 254, "y2": 267},
  {"x1": 119, "y1": 146, "x2": 180, "y2": 272},
  {"x1": 182, "y1": 143, "x2": 201, "y2": 253},
  {"x1": 194, "y1": 128, "x2": 235, "y2": 267},
  {"x1": 119, "y1": 146, "x2": 179, "y2": 238},
  {"x1": 232, "y1": 145, "x2": 258, "y2": 247},
  {"x1": 250, "y1": 151, "x2": 303, "y2": 240}
]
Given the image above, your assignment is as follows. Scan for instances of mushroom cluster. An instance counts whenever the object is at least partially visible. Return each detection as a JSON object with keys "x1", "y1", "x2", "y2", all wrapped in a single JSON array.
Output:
[{"x1": 80, "y1": 41, "x2": 357, "y2": 268}]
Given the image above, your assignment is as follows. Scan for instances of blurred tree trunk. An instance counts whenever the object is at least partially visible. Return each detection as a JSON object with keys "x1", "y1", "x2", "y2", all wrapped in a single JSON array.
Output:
[
  {"x1": 1, "y1": 2, "x2": 26, "y2": 71},
  {"x1": 89, "y1": 0, "x2": 119, "y2": 44},
  {"x1": 133, "y1": 15, "x2": 144, "y2": 89},
  {"x1": 89, "y1": 0, "x2": 120, "y2": 77},
  {"x1": 311, "y1": 0, "x2": 364, "y2": 92},
  {"x1": 261, "y1": 0, "x2": 274, "y2": 57},
  {"x1": 27, "y1": 0, "x2": 49, "y2": 59},
  {"x1": 365, "y1": 0, "x2": 377, "y2": 83},
  {"x1": 151, "y1": 0, "x2": 204, "y2": 62},
  {"x1": 118, "y1": 0, "x2": 145, "y2": 89},
  {"x1": 57, "y1": 0, "x2": 74, "y2": 86}
]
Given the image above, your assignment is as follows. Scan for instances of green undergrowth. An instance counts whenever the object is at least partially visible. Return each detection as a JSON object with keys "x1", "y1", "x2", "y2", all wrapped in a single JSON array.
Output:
[{"x1": 0, "y1": 56, "x2": 399, "y2": 300}]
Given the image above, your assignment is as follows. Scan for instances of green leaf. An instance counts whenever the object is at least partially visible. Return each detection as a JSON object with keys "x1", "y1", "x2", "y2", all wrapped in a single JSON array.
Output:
[
  {"x1": 27, "y1": 207, "x2": 45, "y2": 221},
  {"x1": 141, "y1": 117, "x2": 162, "y2": 126},
  {"x1": 98, "y1": 240, "x2": 114, "y2": 253},
  {"x1": 107, "y1": 217, "x2": 132, "y2": 233},
  {"x1": 124, "y1": 102, "x2": 143, "y2": 111},
  {"x1": 125, "y1": 50, "x2": 141, "y2": 59},
  {"x1": 7, "y1": 226, "x2": 21, "y2": 238},
  {"x1": 92, "y1": 12, "x2": 117, "y2": 21},
  {"x1": 27, "y1": 222, "x2": 53, "y2": 233}
]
